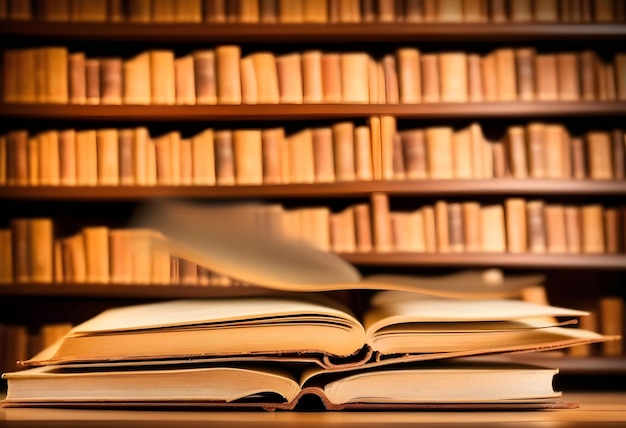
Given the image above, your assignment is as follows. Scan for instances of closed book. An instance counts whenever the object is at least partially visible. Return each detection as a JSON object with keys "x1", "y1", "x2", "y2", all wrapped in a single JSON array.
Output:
[
  {"x1": 96, "y1": 129, "x2": 119, "y2": 185},
  {"x1": 544, "y1": 125, "x2": 566, "y2": 179},
  {"x1": 353, "y1": 204, "x2": 373, "y2": 252},
  {"x1": 533, "y1": 0, "x2": 558, "y2": 21},
  {"x1": 578, "y1": 50, "x2": 598, "y2": 101},
  {"x1": 404, "y1": 0, "x2": 424, "y2": 22},
  {"x1": 390, "y1": 213, "x2": 410, "y2": 251},
  {"x1": 564, "y1": 206, "x2": 582, "y2": 253},
  {"x1": 168, "y1": 132, "x2": 182, "y2": 186},
  {"x1": 437, "y1": 0, "x2": 462, "y2": 21},
  {"x1": 8, "y1": 130, "x2": 29, "y2": 186},
  {"x1": 599, "y1": 297, "x2": 624, "y2": 356},
  {"x1": 75, "y1": 130, "x2": 98, "y2": 186},
  {"x1": 127, "y1": 0, "x2": 151, "y2": 22},
  {"x1": 510, "y1": 0, "x2": 532, "y2": 21},
  {"x1": 83, "y1": 227, "x2": 109, "y2": 283},
  {"x1": 118, "y1": 129, "x2": 135, "y2": 186},
  {"x1": 332, "y1": 122, "x2": 356, "y2": 182},
  {"x1": 123, "y1": 52, "x2": 151, "y2": 105},
  {"x1": 377, "y1": 0, "x2": 396, "y2": 22},
  {"x1": 321, "y1": 53, "x2": 342, "y2": 103},
  {"x1": 174, "y1": 55, "x2": 196, "y2": 105},
  {"x1": 604, "y1": 208, "x2": 621, "y2": 254},
  {"x1": 492, "y1": 141, "x2": 508, "y2": 178},
  {"x1": 527, "y1": 123, "x2": 545, "y2": 178},
  {"x1": 467, "y1": 54, "x2": 484, "y2": 102},
  {"x1": 401, "y1": 129, "x2": 427, "y2": 179},
  {"x1": 570, "y1": 137, "x2": 587, "y2": 179},
  {"x1": 421, "y1": 54, "x2": 440, "y2": 103},
  {"x1": 45, "y1": 47, "x2": 69, "y2": 104},
  {"x1": 354, "y1": 126, "x2": 373, "y2": 181},
  {"x1": 276, "y1": 53, "x2": 303, "y2": 104},
  {"x1": 426, "y1": 127, "x2": 453, "y2": 178},
  {"x1": 287, "y1": 129, "x2": 315, "y2": 183},
  {"x1": 507, "y1": 126, "x2": 528, "y2": 178},
  {"x1": 382, "y1": 54, "x2": 400, "y2": 104},
  {"x1": 100, "y1": 58, "x2": 123, "y2": 105},
  {"x1": 302, "y1": 50, "x2": 324, "y2": 103},
  {"x1": 397, "y1": 48, "x2": 421, "y2": 104},
  {"x1": 371, "y1": 193, "x2": 393, "y2": 252},
  {"x1": 452, "y1": 126, "x2": 473, "y2": 178},
  {"x1": 435, "y1": 201, "x2": 450, "y2": 253},
  {"x1": 505, "y1": 198, "x2": 527, "y2": 253},
  {"x1": 526, "y1": 200, "x2": 547, "y2": 253},
  {"x1": 311, "y1": 128, "x2": 335, "y2": 183},
  {"x1": 611, "y1": 129, "x2": 625, "y2": 179},
  {"x1": 380, "y1": 116, "x2": 397, "y2": 180},
  {"x1": 280, "y1": 0, "x2": 304, "y2": 22},
  {"x1": 68, "y1": 52, "x2": 86, "y2": 104},
  {"x1": 581, "y1": 204, "x2": 605, "y2": 253},
  {"x1": 338, "y1": 0, "x2": 360, "y2": 22},
  {"x1": 191, "y1": 129, "x2": 216, "y2": 186},
  {"x1": 108, "y1": 0, "x2": 124, "y2": 21},
  {"x1": 151, "y1": 0, "x2": 176, "y2": 22},
  {"x1": 516, "y1": 48, "x2": 535, "y2": 101},
  {"x1": 204, "y1": 0, "x2": 226, "y2": 22},
  {"x1": 481, "y1": 53, "x2": 497, "y2": 102},
  {"x1": 556, "y1": 53, "x2": 581, "y2": 101},
  {"x1": 27, "y1": 137, "x2": 39, "y2": 186},
  {"x1": 495, "y1": 49, "x2": 517, "y2": 101},
  {"x1": 544, "y1": 205, "x2": 567, "y2": 253},
  {"x1": 28, "y1": 219, "x2": 54, "y2": 283},
  {"x1": 586, "y1": 131, "x2": 613, "y2": 179},
  {"x1": 238, "y1": 0, "x2": 259, "y2": 22},
  {"x1": 489, "y1": 0, "x2": 507, "y2": 22},
  {"x1": 85, "y1": 59, "x2": 100, "y2": 104},
  {"x1": 259, "y1": 0, "x2": 277, "y2": 22},
  {"x1": 261, "y1": 128, "x2": 285, "y2": 184},
  {"x1": 109, "y1": 230, "x2": 132, "y2": 283},
  {"x1": 447, "y1": 203, "x2": 464, "y2": 253},
  {"x1": 11, "y1": 219, "x2": 29, "y2": 283},
  {"x1": 469, "y1": 123, "x2": 485, "y2": 179},
  {"x1": 422, "y1": 205, "x2": 437, "y2": 253},
  {"x1": 463, "y1": 0, "x2": 487, "y2": 22},
  {"x1": 439, "y1": 53, "x2": 467, "y2": 102},
  {"x1": 462, "y1": 202, "x2": 481, "y2": 252},
  {"x1": 150, "y1": 50, "x2": 176, "y2": 105},
  {"x1": 38, "y1": 131, "x2": 60, "y2": 185},
  {"x1": 240, "y1": 56, "x2": 258, "y2": 104},
  {"x1": 534, "y1": 55, "x2": 558, "y2": 101},
  {"x1": 71, "y1": 0, "x2": 107, "y2": 21},
  {"x1": 181, "y1": 140, "x2": 193, "y2": 183},
  {"x1": 134, "y1": 127, "x2": 148, "y2": 186},
  {"x1": 2, "y1": 50, "x2": 19, "y2": 103},
  {"x1": 234, "y1": 130, "x2": 263, "y2": 185},
  {"x1": 0, "y1": 136, "x2": 6, "y2": 186},
  {"x1": 0, "y1": 229, "x2": 13, "y2": 283},
  {"x1": 154, "y1": 134, "x2": 172, "y2": 185},
  {"x1": 251, "y1": 52, "x2": 280, "y2": 104},
  {"x1": 594, "y1": 0, "x2": 615, "y2": 22},
  {"x1": 391, "y1": 133, "x2": 405, "y2": 180},
  {"x1": 480, "y1": 205, "x2": 506, "y2": 253},
  {"x1": 58, "y1": 129, "x2": 76, "y2": 186},
  {"x1": 341, "y1": 53, "x2": 369, "y2": 104},
  {"x1": 216, "y1": 46, "x2": 242, "y2": 104},
  {"x1": 193, "y1": 50, "x2": 217, "y2": 105},
  {"x1": 616, "y1": 53, "x2": 626, "y2": 100},
  {"x1": 213, "y1": 130, "x2": 235, "y2": 186},
  {"x1": 17, "y1": 48, "x2": 37, "y2": 103}
]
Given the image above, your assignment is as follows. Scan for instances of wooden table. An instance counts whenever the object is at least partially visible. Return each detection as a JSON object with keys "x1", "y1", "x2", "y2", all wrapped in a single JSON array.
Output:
[{"x1": 2, "y1": 392, "x2": 626, "y2": 427}]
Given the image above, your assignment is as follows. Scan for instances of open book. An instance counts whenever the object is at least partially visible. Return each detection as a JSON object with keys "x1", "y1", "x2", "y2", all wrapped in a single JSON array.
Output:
[
  {"x1": 129, "y1": 199, "x2": 546, "y2": 299},
  {"x1": 2, "y1": 358, "x2": 571, "y2": 411},
  {"x1": 24, "y1": 292, "x2": 606, "y2": 369}
]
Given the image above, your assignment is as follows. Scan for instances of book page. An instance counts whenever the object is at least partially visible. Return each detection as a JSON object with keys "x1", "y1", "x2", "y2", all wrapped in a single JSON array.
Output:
[{"x1": 131, "y1": 199, "x2": 539, "y2": 298}]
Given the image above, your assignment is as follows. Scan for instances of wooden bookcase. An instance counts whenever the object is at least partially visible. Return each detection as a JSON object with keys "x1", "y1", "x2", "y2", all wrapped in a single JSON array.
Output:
[{"x1": 1, "y1": 15, "x2": 625, "y2": 385}]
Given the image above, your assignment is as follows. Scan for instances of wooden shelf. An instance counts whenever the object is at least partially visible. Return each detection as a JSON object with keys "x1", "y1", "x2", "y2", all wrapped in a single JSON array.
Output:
[
  {"x1": 0, "y1": 283, "x2": 273, "y2": 299},
  {"x1": 1, "y1": 180, "x2": 625, "y2": 200},
  {"x1": 1, "y1": 22, "x2": 625, "y2": 43},
  {"x1": 1, "y1": 102, "x2": 625, "y2": 122},
  {"x1": 340, "y1": 253, "x2": 626, "y2": 269}
]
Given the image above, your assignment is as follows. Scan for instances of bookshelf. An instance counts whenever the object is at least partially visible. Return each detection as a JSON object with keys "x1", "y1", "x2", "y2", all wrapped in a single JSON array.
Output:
[{"x1": 1, "y1": 1, "x2": 626, "y2": 388}]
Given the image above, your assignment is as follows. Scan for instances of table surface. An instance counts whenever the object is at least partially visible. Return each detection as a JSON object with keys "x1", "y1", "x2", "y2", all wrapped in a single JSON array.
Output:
[{"x1": 1, "y1": 392, "x2": 626, "y2": 428}]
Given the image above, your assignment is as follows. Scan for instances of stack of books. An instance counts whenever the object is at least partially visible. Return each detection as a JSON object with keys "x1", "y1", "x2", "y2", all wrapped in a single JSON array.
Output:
[{"x1": 1, "y1": 200, "x2": 616, "y2": 411}]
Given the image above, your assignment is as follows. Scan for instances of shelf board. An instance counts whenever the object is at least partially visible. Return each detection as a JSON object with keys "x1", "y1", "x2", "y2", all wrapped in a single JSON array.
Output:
[
  {"x1": 1, "y1": 22, "x2": 625, "y2": 42},
  {"x1": 1, "y1": 180, "x2": 625, "y2": 200},
  {"x1": 1, "y1": 102, "x2": 625, "y2": 121},
  {"x1": 340, "y1": 253, "x2": 626, "y2": 269},
  {"x1": 0, "y1": 283, "x2": 274, "y2": 299}
]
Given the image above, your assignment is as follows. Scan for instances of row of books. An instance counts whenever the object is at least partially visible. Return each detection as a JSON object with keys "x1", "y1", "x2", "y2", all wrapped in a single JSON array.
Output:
[
  {"x1": 4, "y1": 46, "x2": 626, "y2": 105},
  {"x1": 3, "y1": 0, "x2": 625, "y2": 24},
  {"x1": 1, "y1": 121, "x2": 624, "y2": 187},
  {"x1": 1, "y1": 197, "x2": 623, "y2": 283},
  {"x1": 0, "y1": 323, "x2": 72, "y2": 374}
]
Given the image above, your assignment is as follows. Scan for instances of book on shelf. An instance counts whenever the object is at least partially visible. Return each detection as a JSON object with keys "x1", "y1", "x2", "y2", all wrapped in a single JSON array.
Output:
[{"x1": 1, "y1": 200, "x2": 617, "y2": 410}]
